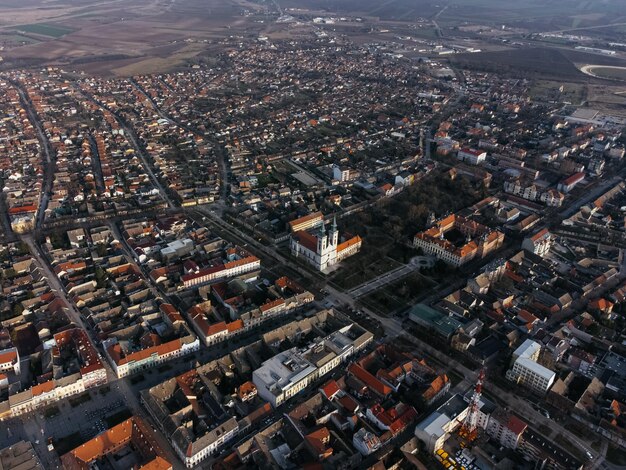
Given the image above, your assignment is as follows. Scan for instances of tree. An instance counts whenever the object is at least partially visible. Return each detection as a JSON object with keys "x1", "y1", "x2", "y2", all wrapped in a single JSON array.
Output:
[
  {"x1": 94, "y1": 267, "x2": 107, "y2": 288},
  {"x1": 13, "y1": 303, "x2": 24, "y2": 317}
]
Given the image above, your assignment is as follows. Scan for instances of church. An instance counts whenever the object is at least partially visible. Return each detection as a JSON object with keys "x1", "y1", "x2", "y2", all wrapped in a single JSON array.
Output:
[{"x1": 290, "y1": 217, "x2": 362, "y2": 272}]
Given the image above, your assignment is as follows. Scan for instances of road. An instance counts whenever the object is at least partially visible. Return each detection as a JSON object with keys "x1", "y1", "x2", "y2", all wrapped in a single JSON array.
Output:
[
  {"x1": 348, "y1": 256, "x2": 435, "y2": 298},
  {"x1": 20, "y1": 233, "x2": 182, "y2": 465},
  {"x1": 73, "y1": 83, "x2": 176, "y2": 208},
  {"x1": 193, "y1": 200, "x2": 610, "y2": 465},
  {"x1": 558, "y1": 175, "x2": 623, "y2": 220},
  {"x1": 87, "y1": 133, "x2": 106, "y2": 194},
  {"x1": 11, "y1": 80, "x2": 55, "y2": 229},
  {"x1": 129, "y1": 79, "x2": 231, "y2": 207}
]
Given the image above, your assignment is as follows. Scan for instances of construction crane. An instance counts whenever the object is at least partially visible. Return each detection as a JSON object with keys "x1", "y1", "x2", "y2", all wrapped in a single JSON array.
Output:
[{"x1": 458, "y1": 368, "x2": 485, "y2": 446}]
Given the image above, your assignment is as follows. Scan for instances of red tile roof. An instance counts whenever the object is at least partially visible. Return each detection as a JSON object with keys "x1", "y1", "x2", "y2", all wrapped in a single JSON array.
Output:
[
  {"x1": 348, "y1": 363, "x2": 392, "y2": 397},
  {"x1": 320, "y1": 379, "x2": 341, "y2": 400}
]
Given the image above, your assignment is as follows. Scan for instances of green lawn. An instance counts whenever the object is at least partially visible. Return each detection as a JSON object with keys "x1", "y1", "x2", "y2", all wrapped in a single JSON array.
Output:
[
  {"x1": 358, "y1": 272, "x2": 437, "y2": 315},
  {"x1": 13, "y1": 23, "x2": 74, "y2": 38},
  {"x1": 330, "y1": 253, "x2": 402, "y2": 290}
]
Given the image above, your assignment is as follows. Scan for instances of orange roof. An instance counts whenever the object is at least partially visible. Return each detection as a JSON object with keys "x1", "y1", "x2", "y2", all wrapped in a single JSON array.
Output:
[
  {"x1": 260, "y1": 298, "x2": 285, "y2": 312},
  {"x1": 8, "y1": 205, "x2": 37, "y2": 215},
  {"x1": 32, "y1": 380, "x2": 55, "y2": 396},
  {"x1": 348, "y1": 363, "x2": 392, "y2": 397},
  {"x1": 288, "y1": 212, "x2": 323, "y2": 230},
  {"x1": 224, "y1": 255, "x2": 259, "y2": 270},
  {"x1": 237, "y1": 381, "x2": 257, "y2": 400},
  {"x1": 109, "y1": 338, "x2": 182, "y2": 366},
  {"x1": 293, "y1": 230, "x2": 319, "y2": 253},
  {"x1": 530, "y1": 228, "x2": 550, "y2": 242},
  {"x1": 62, "y1": 417, "x2": 171, "y2": 470},
  {"x1": 337, "y1": 235, "x2": 362, "y2": 253},
  {"x1": 320, "y1": 379, "x2": 341, "y2": 400},
  {"x1": 589, "y1": 298, "x2": 613, "y2": 312},
  {"x1": 206, "y1": 321, "x2": 228, "y2": 336},
  {"x1": 227, "y1": 319, "x2": 244, "y2": 332},
  {"x1": 0, "y1": 350, "x2": 17, "y2": 365}
]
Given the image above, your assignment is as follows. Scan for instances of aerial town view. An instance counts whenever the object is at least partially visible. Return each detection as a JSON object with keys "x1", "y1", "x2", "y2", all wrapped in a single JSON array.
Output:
[{"x1": 1, "y1": 0, "x2": 626, "y2": 468}]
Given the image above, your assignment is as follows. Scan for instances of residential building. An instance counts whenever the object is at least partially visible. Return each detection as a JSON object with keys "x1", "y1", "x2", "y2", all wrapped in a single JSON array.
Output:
[
  {"x1": 0, "y1": 441, "x2": 44, "y2": 470},
  {"x1": 457, "y1": 148, "x2": 487, "y2": 165},
  {"x1": 506, "y1": 340, "x2": 555, "y2": 393},
  {"x1": 61, "y1": 416, "x2": 172, "y2": 470},
  {"x1": 1, "y1": 328, "x2": 107, "y2": 418},
  {"x1": 522, "y1": 228, "x2": 553, "y2": 257},
  {"x1": 181, "y1": 254, "x2": 260, "y2": 289},
  {"x1": 486, "y1": 409, "x2": 527, "y2": 450},
  {"x1": 557, "y1": 172, "x2": 585, "y2": 193},
  {"x1": 352, "y1": 428, "x2": 382, "y2": 456},
  {"x1": 288, "y1": 212, "x2": 324, "y2": 232}
]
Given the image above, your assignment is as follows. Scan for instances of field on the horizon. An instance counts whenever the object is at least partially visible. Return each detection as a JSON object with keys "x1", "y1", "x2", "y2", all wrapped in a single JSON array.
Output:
[
  {"x1": 1, "y1": 0, "x2": 626, "y2": 76},
  {"x1": 0, "y1": 0, "x2": 270, "y2": 75}
]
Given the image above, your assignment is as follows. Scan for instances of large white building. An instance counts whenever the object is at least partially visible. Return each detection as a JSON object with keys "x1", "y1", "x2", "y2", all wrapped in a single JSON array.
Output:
[
  {"x1": 290, "y1": 217, "x2": 361, "y2": 272},
  {"x1": 253, "y1": 324, "x2": 372, "y2": 407},
  {"x1": 506, "y1": 339, "x2": 555, "y2": 393},
  {"x1": 457, "y1": 148, "x2": 487, "y2": 165},
  {"x1": 414, "y1": 394, "x2": 494, "y2": 453}
]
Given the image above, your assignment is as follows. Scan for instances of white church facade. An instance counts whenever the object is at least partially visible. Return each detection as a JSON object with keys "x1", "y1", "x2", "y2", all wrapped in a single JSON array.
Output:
[{"x1": 290, "y1": 217, "x2": 361, "y2": 272}]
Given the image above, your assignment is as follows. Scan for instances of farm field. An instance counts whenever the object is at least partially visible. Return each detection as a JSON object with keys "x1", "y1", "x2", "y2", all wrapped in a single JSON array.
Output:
[
  {"x1": 451, "y1": 47, "x2": 626, "y2": 82},
  {"x1": 12, "y1": 23, "x2": 75, "y2": 37},
  {"x1": 0, "y1": 0, "x2": 268, "y2": 75}
]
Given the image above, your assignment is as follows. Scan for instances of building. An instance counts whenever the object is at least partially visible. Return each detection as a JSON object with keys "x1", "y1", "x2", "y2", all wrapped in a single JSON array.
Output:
[
  {"x1": 486, "y1": 409, "x2": 527, "y2": 450},
  {"x1": 0, "y1": 440, "x2": 44, "y2": 470},
  {"x1": 413, "y1": 214, "x2": 504, "y2": 267},
  {"x1": 181, "y1": 254, "x2": 260, "y2": 289},
  {"x1": 333, "y1": 165, "x2": 352, "y2": 182},
  {"x1": 457, "y1": 148, "x2": 487, "y2": 165},
  {"x1": 0, "y1": 348, "x2": 20, "y2": 375},
  {"x1": 522, "y1": 228, "x2": 553, "y2": 257},
  {"x1": 352, "y1": 428, "x2": 382, "y2": 456},
  {"x1": 61, "y1": 416, "x2": 172, "y2": 470},
  {"x1": 506, "y1": 340, "x2": 555, "y2": 393},
  {"x1": 105, "y1": 335, "x2": 200, "y2": 378},
  {"x1": 141, "y1": 367, "x2": 241, "y2": 468},
  {"x1": 557, "y1": 172, "x2": 585, "y2": 193},
  {"x1": 366, "y1": 402, "x2": 418, "y2": 435},
  {"x1": 291, "y1": 217, "x2": 362, "y2": 272},
  {"x1": 2, "y1": 328, "x2": 106, "y2": 418},
  {"x1": 414, "y1": 394, "x2": 494, "y2": 453},
  {"x1": 408, "y1": 304, "x2": 462, "y2": 340},
  {"x1": 288, "y1": 212, "x2": 324, "y2": 232},
  {"x1": 253, "y1": 324, "x2": 372, "y2": 407}
]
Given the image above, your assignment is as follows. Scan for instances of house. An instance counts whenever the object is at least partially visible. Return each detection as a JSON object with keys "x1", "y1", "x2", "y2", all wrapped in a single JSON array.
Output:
[
  {"x1": 557, "y1": 172, "x2": 585, "y2": 193},
  {"x1": 457, "y1": 148, "x2": 487, "y2": 165},
  {"x1": 521, "y1": 228, "x2": 553, "y2": 257}
]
